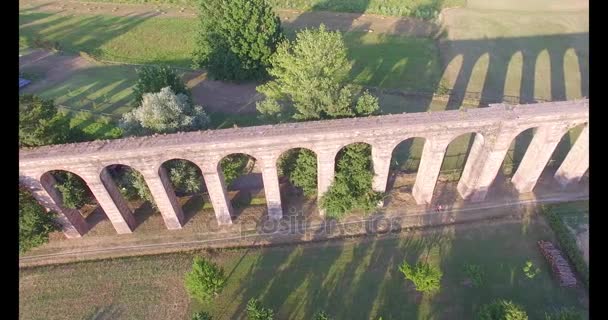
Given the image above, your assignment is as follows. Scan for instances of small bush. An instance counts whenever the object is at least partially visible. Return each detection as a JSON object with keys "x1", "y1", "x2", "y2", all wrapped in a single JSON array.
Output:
[
  {"x1": 192, "y1": 311, "x2": 213, "y2": 320},
  {"x1": 523, "y1": 261, "x2": 540, "y2": 279},
  {"x1": 184, "y1": 257, "x2": 226, "y2": 303},
  {"x1": 314, "y1": 311, "x2": 332, "y2": 320},
  {"x1": 55, "y1": 172, "x2": 91, "y2": 209},
  {"x1": 246, "y1": 298, "x2": 274, "y2": 320},
  {"x1": 476, "y1": 300, "x2": 528, "y2": 320},
  {"x1": 544, "y1": 308, "x2": 583, "y2": 320},
  {"x1": 399, "y1": 260, "x2": 442, "y2": 293},
  {"x1": 463, "y1": 263, "x2": 484, "y2": 287}
]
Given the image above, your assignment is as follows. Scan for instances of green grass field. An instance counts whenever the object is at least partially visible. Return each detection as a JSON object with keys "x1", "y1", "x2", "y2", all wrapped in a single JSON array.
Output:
[
  {"x1": 19, "y1": 217, "x2": 588, "y2": 319},
  {"x1": 76, "y1": 0, "x2": 465, "y2": 18}
]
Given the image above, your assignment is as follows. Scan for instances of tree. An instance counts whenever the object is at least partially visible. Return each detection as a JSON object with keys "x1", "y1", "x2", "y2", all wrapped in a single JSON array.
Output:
[
  {"x1": 246, "y1": 298, "x2": 274, "y2": 320},
  {"x1": 192, "y1": 311, "x2": 213, "y2": 320},
  {"x1": 320, "y1": 143, "x2": 383, "y2": 219},
  {"x1": 184, "y1": 257, "x2": 226, "y2": 303},
  {"x1": 120, "y1": 87, "x2": 210, "y2": 136},
  {"x1": 278, "y1": 149, "x2": 317, "y2": 196},
  {"x1": 54, "y1": 172, "x2": 92, "y2": 209},
  {"x1": 19, "y1": 188, "x2": 59, "y2": 253},
  {"x1": 399, "y1": 260, "x2": 442, "y2": 293},
  {"x1": 192, "y1": 0, "x2": 283, "y2": 81},
  {"x1": 167, "y1": 160, "x2": 203, "y2": 195},
  {"x1": 19, "y1": 94, "x2": 69, "y2": 147},
  {"x1": 220, "y1": 154, "x2": 251, "y2": 187},
  {"x1": 133, "y1": 65, "x2": 191, "y2": 104},
  {"x1": 110, "y1": 166, "x2": 157, "y2": 209},
  {"x1": 256, "y1": 24, "x2": 379, "y2": 121},
  {"x1": 476, "y1": 300, "x2": 528, "y2": 320}
]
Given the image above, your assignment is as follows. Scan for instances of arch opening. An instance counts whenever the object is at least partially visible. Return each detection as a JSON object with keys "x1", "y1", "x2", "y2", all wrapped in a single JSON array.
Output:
[
  {"x1": 276, "y1": 148, "x2": 318, "y2": 220},
  {"x1": 536, "y1": 123, "x2": 587, "y2": 189},
  {"x1": 219, "y1": 153, "x2": 266, "y2": 222},
  {"x1": 40, "y1": 170, "x2": 109, "y2": 236},
  {"x1": 159, "y1": 158, "x2": 208, "y2": 227},
  {"x1": 435, "y1": 132, "x2": 479, "y2": 203},
  {"x1": 102, "y1": 164, "x2": 160, "y2": 231},
  {"x1": 384, "y1": 137, "x2": 426, "y2": 206}
]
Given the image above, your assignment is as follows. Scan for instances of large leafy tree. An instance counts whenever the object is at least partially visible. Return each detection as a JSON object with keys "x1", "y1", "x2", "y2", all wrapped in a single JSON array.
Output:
[
  {"x1": 19, "y1": 188, "x2": 59, "y2": 253},
  {"x1": 19, "y1": 94, "x2": 69, "y2": 147},
  {"x1": 256, "y1": 24, "x2": 379, "y2": 121},
  {"x1": 246, "y1": 298, "x2": 274, "y2": 320},
  {"x1": 192, "y1": 0, "x2": 283, "y2": 81},
  {"x1": 258, "y1": 25, "x2": 381, "y2": 212}
]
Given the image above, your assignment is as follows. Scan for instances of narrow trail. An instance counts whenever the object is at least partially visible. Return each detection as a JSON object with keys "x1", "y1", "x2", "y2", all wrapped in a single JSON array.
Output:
[{"x1": 19, "y1": 0, "x2": 440, "y2": 37}]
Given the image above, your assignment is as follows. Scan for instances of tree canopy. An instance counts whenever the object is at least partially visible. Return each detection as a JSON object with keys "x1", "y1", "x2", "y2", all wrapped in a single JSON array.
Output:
[
  {"x1": 19, "y1": 188, "x2": 58, "y2": 254},
  {"x1": 19, "y1": 94, "x2": 69, "y2": 147}
]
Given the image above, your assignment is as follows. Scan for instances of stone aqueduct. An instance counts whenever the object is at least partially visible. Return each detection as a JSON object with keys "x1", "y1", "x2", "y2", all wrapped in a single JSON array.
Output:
[{"x1": 19, "y1": 99, "x2": 589, "y2": 239}]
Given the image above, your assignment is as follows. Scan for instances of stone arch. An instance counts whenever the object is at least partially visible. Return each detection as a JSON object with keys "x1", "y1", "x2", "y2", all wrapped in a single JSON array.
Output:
[
  {"x1": 384, "y1": 137, "x2": 427, "y2": 203},
  {"x1": 100, "y1": 164, "x2": 157, "y2": 231},
  {"x1": 218, "y1": 152, "x2": 266, "y2": 221},
  {"x1": 275, "y1": 147, "x2": 318, "y2": 219},
  {"x1": 499, "y1": 127, "x2": 537, "y2": 177},
  {"x1": 537, "y1": 122, "x2": 588, "y2": 186},
  {"x1": 158, "y1": 158, "x2": 208, "y2": 226},
  {"x1": 39, "y1": 170, "x2": 107, "y2": 236}
]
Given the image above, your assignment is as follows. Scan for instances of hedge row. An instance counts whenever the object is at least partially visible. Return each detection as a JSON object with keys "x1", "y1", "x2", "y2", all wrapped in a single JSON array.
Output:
[{"x1": 542, "y1": 205, "x2": 589, "y2": 287}]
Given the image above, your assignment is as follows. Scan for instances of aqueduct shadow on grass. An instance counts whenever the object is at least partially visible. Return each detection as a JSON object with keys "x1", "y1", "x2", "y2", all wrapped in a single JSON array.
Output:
[{"x1": 19, "y1": 99, "x2": 588, "y2": 238}]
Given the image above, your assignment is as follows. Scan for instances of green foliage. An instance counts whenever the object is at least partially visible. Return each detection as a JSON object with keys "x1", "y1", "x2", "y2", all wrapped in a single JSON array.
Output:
[
  {"x1": 542, "y1": 206, "x2": 589, "y2": 287},
  {"x1": 463, "y1": 263, "x2": 484, "y2": 287},
  {"x1": 120, "y1": 87, "x2": 210, "y2": 136},
  {"x1": 133, "y1": 65, "x2": 190, "y2": 104},
  {"x1": 320, "y1": 144, "x2": 383, "y2": 219},
  {"x1": 476, "y1": 300, "x2": 528, "y2": 320},
  {"x1": 184, "y1": 257, "x2": 226, "y2": 303},
  {"x1": 399, "y1": 260, "x2": 442, "y2": 293},
  {"x1": 19, "y1": 94, "x2": 69, "y2": 147},
  {"x1": 314, "y1": 311, "x2": 332, "y2": 320},
  {"x1": 278, "y1": 149, "x2": 317, "y2": 196},
  {"x1": 166, "y1": 160, "x2": 203, "y2": 194},
  {"x1": 523, "y1": 261, "x2": 540, "y2": 279},
  {"x1": 111, "y1": 166, "x2": 157, "y2": 208},
  {"x1": 544, "y1": 308, "x2": 583, "y2": 320},
  {"x1": 54, "y1": 172, "x2": 92, "y2": 209},
  {"x1": 246, "y1": 298, "x2": 274, "y2": 320},
  {"x1": 220, "y1": 154, "x2": 251, "y2": 187},
  {"x1": 192, "y1": 311, "x2": 213, "y2": 320},
  {"x1": 257, "y1": 25, "x2": 379, "y2": 121},
  {"x1": 19, "y1": 188, "x2": 59, "y2": 254},
  {"x1": 192, "y1": 0, "x2": 283, "y2": 81}
]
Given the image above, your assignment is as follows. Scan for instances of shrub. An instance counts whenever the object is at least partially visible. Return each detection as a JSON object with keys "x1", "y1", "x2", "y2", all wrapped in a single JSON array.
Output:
[
  {"x1": 220, "y1": 154, "x2": 251, "y2": 187},
  {"x1": 278, "y1": 149, "x2": 317, "y2": 197},
  {"x1": 133, "y1": 65, "x2": 190, "y2": 104},
  {"x1": 463, "y1": 263, "x2": 484, "y2": 287},
  {"x1": 19, "y1": 94, "x2": 69, "y2": 147},
  {"x1": 399, "y1": 260, "x2": 442, "y2": 293},
  {"x1": 167, "y1": 160, "x2": 203, "y2": 195},
  {"x1": 192, "y1": 311, "x2": 213, "y2": 320},
  {"x1": 120, "y1": 87, "x2": 210, "y2": 136},
  {"x1": 246, "y1": 298, "x2": 274, "y2": 320},
  {"x1": 314, "y1": 311, "x2": 332, "y2": 320},
  {"x1": 19, "y1": 188, "x2": 59, "y2": 254},
  {"x1": 542, "y1": 206, "x2": 589, "y2": 287},
  {"x1": 476, "y1": 300, "x2": 528, "y2": 320},
  {"x1": 522, "y1": 261, "x2": 540, "y2": 279},
  {"x1": 184, "y1": 257, "x2": 226, "y2": 303},
  {"x1": 320, "y1": 143, "x2": 383, "y2": 219},
  {"x1": 544, "y1": 308, "x2": 583, "y2": 320},
  {"x1": 192, "y1": 0, "x2": 283, "y2": 81},
  {"x1": 55, "y1": 172, "x2": 91, "y2": 209}
]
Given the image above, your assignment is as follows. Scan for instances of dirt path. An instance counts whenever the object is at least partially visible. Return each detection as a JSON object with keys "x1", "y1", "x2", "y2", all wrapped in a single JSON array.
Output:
[{"x1": 19, "y1": 0, "x2": 439, "y2": 37}]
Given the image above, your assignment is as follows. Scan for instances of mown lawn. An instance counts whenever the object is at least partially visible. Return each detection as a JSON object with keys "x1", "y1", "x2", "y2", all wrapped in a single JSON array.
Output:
[
  {"x1": 19, "y1": 10, "x2": 441, "y2": 91},
  {"x1": 76, "y1": 0, "x2": 465, "y2": 17},
  {"x1": 19, "y1": 217, "x2": 588, "y2": 319}
]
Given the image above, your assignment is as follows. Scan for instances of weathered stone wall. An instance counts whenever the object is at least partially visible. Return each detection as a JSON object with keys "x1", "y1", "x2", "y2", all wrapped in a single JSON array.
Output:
[{"x1": 19, "y1": 99, "x2": 589, "y2": 238}]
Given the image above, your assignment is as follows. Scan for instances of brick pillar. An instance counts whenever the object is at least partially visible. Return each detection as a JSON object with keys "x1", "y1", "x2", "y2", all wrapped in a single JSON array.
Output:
[
  {"x1": 84, "y1": 168, "x2": 136, "y2": 234},
  {"x1": 554, "y1": 124, "x2": 589, "y2": 187},
  {"x1": 199, "y1": 160, "x2": 233, "y2": 225},
  {"x1": 316, "y1": 148, "x2": 338, "y2": 216},
  {"x1": 412, "y1": 138, "x2": 449, "y2": 204},
  {"x1": 140, "y1": 166, "x2": 184, "y2": 230},
  {"x1": 457, "y1": 131, "x2": 513, "y2": 202},
  {"x1": 371, "y1": 143, "x2": 395, "y2": 194},
  {"x1": 511, "y1": 125, "x2": 569, "y2": 193},
  {"x1": 20, "y1": 174, "x2": 88, "y2": 238},
  {"x1": 259, "y1": 156, "x2": 283, "y2": 220}
]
